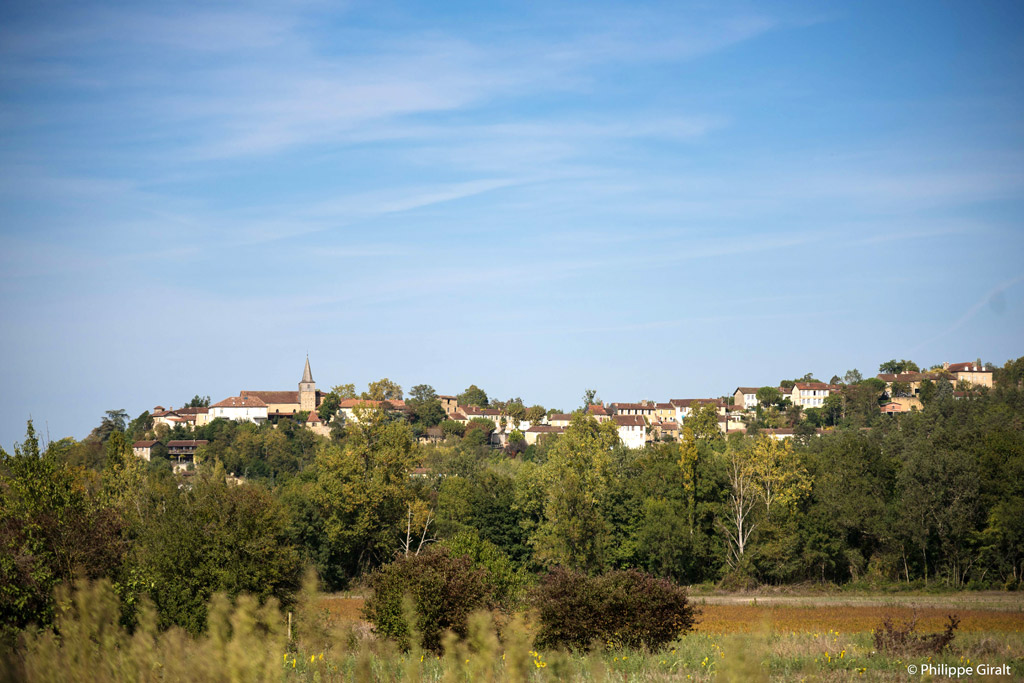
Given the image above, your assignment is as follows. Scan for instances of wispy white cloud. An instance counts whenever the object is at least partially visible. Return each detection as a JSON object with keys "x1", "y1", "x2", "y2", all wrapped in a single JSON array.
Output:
[{"x1": 912, "y1": 274, "x2": 1024, "y2": 353}]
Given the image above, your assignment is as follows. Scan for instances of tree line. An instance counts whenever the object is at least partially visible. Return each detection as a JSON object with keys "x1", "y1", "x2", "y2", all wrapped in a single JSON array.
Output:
[{"x1": 2, "y1": 356, "x2": 1022, "y2": 645}]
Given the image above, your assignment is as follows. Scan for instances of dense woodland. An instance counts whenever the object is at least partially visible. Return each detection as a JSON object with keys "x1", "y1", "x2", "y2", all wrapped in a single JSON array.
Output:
[{"x1": 2, "y1": 357, "x2": 1023, "y2": 646}]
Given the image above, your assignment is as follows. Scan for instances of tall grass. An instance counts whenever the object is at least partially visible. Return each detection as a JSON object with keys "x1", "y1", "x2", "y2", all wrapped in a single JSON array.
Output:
[
  {"x1": 4, "y1": 580, "x2": 286, "y2": 683},
  {"x1": 3, "y1": 580, "x2": 1022, "y2": 682}
]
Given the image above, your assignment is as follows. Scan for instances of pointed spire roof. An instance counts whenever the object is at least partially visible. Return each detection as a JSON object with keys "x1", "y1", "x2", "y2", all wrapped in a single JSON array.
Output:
[{"x1": 301, "y1": 356, "x2": 314, "y2": 384}]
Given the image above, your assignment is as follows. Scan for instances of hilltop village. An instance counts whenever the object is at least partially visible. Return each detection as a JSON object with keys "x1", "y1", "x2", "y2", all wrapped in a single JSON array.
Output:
[{"x1": 132, "y1": 356, "x2": 998, "y2": 470}]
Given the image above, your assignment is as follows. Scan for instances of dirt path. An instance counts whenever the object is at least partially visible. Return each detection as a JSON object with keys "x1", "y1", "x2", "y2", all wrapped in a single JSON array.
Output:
[{"x1": 690, "y1": 591, "x2": 1024, "y2": 612}]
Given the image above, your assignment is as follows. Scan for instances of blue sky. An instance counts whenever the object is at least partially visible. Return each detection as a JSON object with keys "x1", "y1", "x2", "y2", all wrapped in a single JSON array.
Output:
[{"x1": 2, "y1": 0, "x2": 1023, "y2": 447}]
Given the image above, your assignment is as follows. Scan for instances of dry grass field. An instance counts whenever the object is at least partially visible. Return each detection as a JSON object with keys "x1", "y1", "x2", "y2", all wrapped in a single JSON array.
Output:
[
  {"x1": 299, "y1": 590, "x2": 1024, "y2": 680},
  {"x1": 12, "y1": 581, "x2": 1023, "y2": 681},
  {"x1": 318, "y1": 592, "x2": 1024, "y2": 635}
]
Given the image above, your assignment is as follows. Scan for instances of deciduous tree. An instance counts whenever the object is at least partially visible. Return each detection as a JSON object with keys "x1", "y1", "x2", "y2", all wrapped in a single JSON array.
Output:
[
  {"x1": 531, "y1": 416, "x2": 619, "y2": 572},
  {"x1": 364, "y1": 378, "x2": 403, "y2": 401},
  {"x1": 457, "y1": 384, "x2": 489, "y2": 408}
]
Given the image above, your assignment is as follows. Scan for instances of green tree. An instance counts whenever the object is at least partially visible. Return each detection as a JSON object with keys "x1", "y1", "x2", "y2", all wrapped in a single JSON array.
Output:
[
  {"x1": 304, "y1": 419, "x2": 417, "y2": 586},
  {"x1": 465, "y1": 417, "x2": 496, "y2": 442},
  {"x1": 362, "y1": 547, "x2": 495, "y2": 652},
  {"x1": 531, "y1": 416, "x2": 619, "y2": 572},
  {"x1": 331, "y1": 383, "x2": 358, "y2": 399},
  {"x1": 104, "y1": 431, "x2": 131, "y2": 471},
  {"x1": 0, "y1": 421, "x2": 125, "y2": 640},
  {"x1": 409, "y1": 384, "x2": 437, "y2": 404},
  {"x1": 893, "y1": 441, "x2": 980, "y2": 586},
  {"x1": 994, "y1": 356, "x2": 1024, "y2": 387},
  {"x1": 748, "y1": 436, "x2": 810, "y2": 516},
  {"x1": 879, "y1": 359, "x2": 920, "y2": 375},
  {"x1": 131, "y1": 463, "x2": 302, "y2": 632},
  {"x1": 918, "y1": 379, "x2": 936, "y2": 405},
  {"x1": 686, "y1": 402, "x2": 721, "y2": 440},
  {"x1": 524, "y1": 405, "x2": 546, "y2": 423},
  {"x1": 717, "y1": 441, "x2": 759, "y2": 571},
  {"x1": 892, "y1": 381, "x2": 914, "y2": 398},
  {"x1": 844, "y1": 369, "x2": 863, "y2": 384},
  {"x1": 805, "y1": 430, "x2": 894, "y2": 582},
  {"x1": 186, "y1": 395, "x2": 210, "y2": 408},
  {"x1": 457, "y1": 384, "x2": 489, "y2": 408},
  {"x1": 440, "y1": 419, "x2": 466, "y2": 438},
  {"x1": 407, "y1": 384, "x2": 446, "y2": 427},
  {"x1": 442, "y1": 531, "x2": 530, "y2": 610},
  {"x1": 317, "y1": 392, "x2": 340, "y2": 422},
  {"x1": 822, "y1": 393, "x2": 844, "y2": 426},
  {"x1": 363, "y1": 378, "x2": 403, "y2": 401},
  {"x1": 501, "y1": 397, "x2": 527, "y2": 423},
  {"x1": 755, "y1": 386, "x2": 781, "y2": 408},
  {"x1": 94, "y1": 409, "x2": 129, "y2": 442},
  {"x1": 677, "y1": 426, "x2": 700, "y2": 532},
  {"x1": 633, "y1": 497, "x2": 690, "y2": 581},
  {"x1": 125, "y1": 411, "x2": 153, "y2": 442}
]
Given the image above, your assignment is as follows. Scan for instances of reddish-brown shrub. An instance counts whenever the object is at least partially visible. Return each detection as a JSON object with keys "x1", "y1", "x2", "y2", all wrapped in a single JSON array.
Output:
[
  {"x1": 532, "y1": 567, "x2": 696, "y2": 651},
  {"x1": 873, "y1": 613, "x2": 960, "y2": 655}
]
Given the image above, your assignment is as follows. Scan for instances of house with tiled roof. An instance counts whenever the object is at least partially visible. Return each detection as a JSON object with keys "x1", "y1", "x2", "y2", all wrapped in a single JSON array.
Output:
[
  {"x1": 610, "y1": 402, "x2": 656, "y2": 419},
  {"x1": 299, "y1": 408, "x2": 331, "y2": 436},
  {"x1": 717, "y1": 413, "x2": 747, "y2": 433},
  {"x1": 210, "y1": 394, "x2": 268, "y2": 423},
  {"x1": 733, "y1": 387, "x2": 762, "y2": 411},
  {"x1": 177, "y1": 406, "x2": 210, "y2": 427},
  {"x1": 875, "y1": 372, "x2": 944, "y2": 399},
  {"x1": 152, "y1": 408, "x2": 188, "y2": 429},
  {"x1": 586, "y1": 403, "x2": 611, "y2": 423},
  {"x1": 338, "y1": 398, "x2": 408, "y2": 423},
  {"x1": 547, "y1": 413, "x2": 573, "y2": 428},
  {"x1": 166, "y1": 439, "x2": 208, "y2": 473},
  {"x1": 459, "y1": 406, "x2": 498, "y2": 417},
  {"x1": 524, "y1": 424, "x2": 563, "y2": 446},
  {"x1": 613, "y1": 414, "x2": 647, "y2": 449},
  {"x1": 132, "y1": 440, "x2": 159, "y2": 461},
  {"x1": 791, "y1": 383, "x2": 841, "y2": 408},
  {"x1": 651, "y1": 420, "x2": 680, "y2": 441},
  {"x1": 654, "y1": 402, "x2": 676, "y2": 423},
  {"x1": 943, "y1": 361, "x2": 994, "y2": 389}
]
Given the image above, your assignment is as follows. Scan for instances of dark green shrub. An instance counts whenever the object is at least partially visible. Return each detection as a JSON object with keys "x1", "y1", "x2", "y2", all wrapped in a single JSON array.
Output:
[
  {"x1": 439, "y1": 420, "x2": 465, "y2": 438},
  {"x1": 362, "y1": 547, "x2": 495, "y2": 652},
  {"x1": 532, "y1": 567, "x2": 696, "y2": 651}
]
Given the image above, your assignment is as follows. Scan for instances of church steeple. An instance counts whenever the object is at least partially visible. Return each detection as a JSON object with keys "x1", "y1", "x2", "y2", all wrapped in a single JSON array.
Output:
[{"x1": 299, "y1": 356, "x2": 316, "y2": 411}]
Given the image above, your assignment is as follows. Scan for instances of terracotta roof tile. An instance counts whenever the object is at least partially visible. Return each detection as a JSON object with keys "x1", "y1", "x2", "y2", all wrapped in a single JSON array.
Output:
[
  {"x1": 242, "y1": 390, "x2": 301, "y2": 404},
  {"x1": 527, "y1": 424, "x2": 564, "y2": 433},
  {"x1": 212, "y1": 395, "x2": 267, "y2": 408}
]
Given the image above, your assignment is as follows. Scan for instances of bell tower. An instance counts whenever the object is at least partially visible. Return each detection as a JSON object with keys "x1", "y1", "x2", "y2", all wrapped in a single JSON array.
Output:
[{"x1": 299, "y1": 356, "x2": 316, "y2": 411}]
